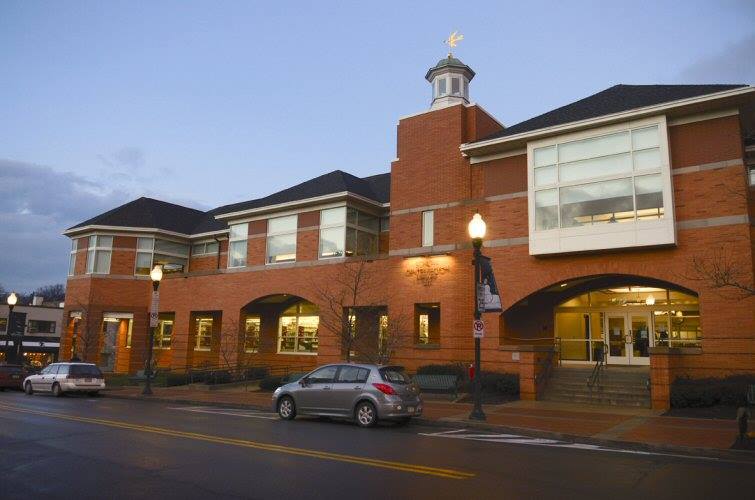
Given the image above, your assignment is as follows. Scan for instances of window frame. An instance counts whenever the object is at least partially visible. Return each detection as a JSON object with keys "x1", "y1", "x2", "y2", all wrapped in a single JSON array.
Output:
[
  {"x1": 154, "y1": 315, "x2": 174, "y2": 349},
  {"x1": 277, "y1": 303, "x2": 319, "y2": 355},
  {"x1": 244, "y1": 316, "x2": 261, "y2": 353},
  {"x1": 194, "y1": 317, "x2": 213, "y2": 351},
  {"x1": 135, "y1": 237, "x2": 189, "y2": 275},
  {"x1": 414, "y1": 303, "x2": 440, "y2": 346},
  {"x1": 527, "y1": 116, "x2": 676, "y2": 255},
  {"x1": 68, "y1": 239, "x2": 78, "y2": 276},
  {"x1": 28, "y1": 320, "x2": 56, "y2": 334},
  {"x1": 86, "y1": 235, "x2": 113, "y2": 274},
  {"x1": 421, "y1": 210, "x2": 434, "y2": 247},
  {"x1": 192, "y1": 241, "x2": 220, "y2": 257},
  {"x1": 266, "y1": 215, "x2": 298, "y2": 265},
  {"x1": 228, "y1": 223, "x2": 249, "y2": 268},
  {"x1": 318, "y1": 206, "x2": 380, "y2": 260}
]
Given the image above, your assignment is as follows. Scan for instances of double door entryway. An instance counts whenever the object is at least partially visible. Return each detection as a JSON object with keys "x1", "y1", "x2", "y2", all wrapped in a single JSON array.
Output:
[{"x1": 605, "y1": 312, "x2": 652, "y2": 366}]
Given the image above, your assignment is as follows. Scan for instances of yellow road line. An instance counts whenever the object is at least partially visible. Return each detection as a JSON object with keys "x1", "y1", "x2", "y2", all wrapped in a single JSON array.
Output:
[{"x1": 0, "y1": 403, "x2": 474, "y2": 480}]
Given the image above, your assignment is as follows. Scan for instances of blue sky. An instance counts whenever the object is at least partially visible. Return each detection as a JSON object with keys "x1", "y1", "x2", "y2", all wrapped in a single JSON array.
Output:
[{"x1": 1, "y1": 0, "x2": 753, "y2": 292}]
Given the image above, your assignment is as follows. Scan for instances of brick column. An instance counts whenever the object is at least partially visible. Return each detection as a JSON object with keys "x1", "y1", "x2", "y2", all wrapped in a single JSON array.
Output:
[
  {"x1": 649, "y1": 346, "x2": 703, "y2": 410},
  {"x1": 503, "y1": 345, "x2": 554, "y2": 401}
]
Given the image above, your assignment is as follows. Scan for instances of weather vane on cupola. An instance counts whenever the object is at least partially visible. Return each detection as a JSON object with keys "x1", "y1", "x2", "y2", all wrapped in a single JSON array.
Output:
[{"x1": 444, "y1": 31, "x2": 464, "y2": 57}]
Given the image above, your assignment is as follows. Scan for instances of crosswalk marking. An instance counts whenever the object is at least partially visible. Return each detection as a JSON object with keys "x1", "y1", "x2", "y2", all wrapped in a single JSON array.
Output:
[
  {"x1": 418, "y1": 429, "x2": 723, "y2": 461},
  {"x1": 168, "y1": 406, "x2": 279, "y2": 420}
]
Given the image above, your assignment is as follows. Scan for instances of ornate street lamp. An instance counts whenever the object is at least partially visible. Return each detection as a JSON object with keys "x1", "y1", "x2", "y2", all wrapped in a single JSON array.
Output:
[
  {"x1": 6, "y1": 292, "x2": 18, "y2": 363},
  {"x1": 143, "y1": 265, "x2": 163, "y2": 395},
  {"x1": 468, "y1": 213, "x2": 486, "y2": 421}
]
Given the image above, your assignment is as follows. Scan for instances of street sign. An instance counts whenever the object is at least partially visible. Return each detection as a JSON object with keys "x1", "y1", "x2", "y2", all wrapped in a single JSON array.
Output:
[
  {"x1": 149, "y1": 291, "x2": 160, "y2": 328},
  {"x1": 473, "y1": 319, "x2": 484, "y2": 338}
]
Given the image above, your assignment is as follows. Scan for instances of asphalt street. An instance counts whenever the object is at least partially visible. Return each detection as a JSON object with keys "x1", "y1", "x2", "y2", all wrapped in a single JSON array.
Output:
[{"x1": 0, "y1": 391, "x2": 753, "y2": 500}]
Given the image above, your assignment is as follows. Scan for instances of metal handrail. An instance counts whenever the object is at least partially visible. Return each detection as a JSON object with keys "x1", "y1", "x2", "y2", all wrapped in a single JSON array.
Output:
[
  {"x1": 587, "y1": 343, "x2": 608, "y2": 388},
  {"x1": 535, "y1": 349, "x2": 556, "y2": 395}
]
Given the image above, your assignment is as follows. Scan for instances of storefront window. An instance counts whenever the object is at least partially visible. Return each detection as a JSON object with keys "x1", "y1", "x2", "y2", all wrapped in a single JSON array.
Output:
[
  {"x1": 277, "y1": 303, "x2": 319, "y2": 354},
  {"x1": 195, "y1": 317, "x2": 213, "y2": 351},
  {"x1": 154, "y1": 314, "x2": 174, "y2": 349}
]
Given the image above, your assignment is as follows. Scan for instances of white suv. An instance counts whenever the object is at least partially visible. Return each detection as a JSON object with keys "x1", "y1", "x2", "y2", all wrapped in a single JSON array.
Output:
[{"x1": 24, "y1": 362, "x2": 105, "y2": 397}]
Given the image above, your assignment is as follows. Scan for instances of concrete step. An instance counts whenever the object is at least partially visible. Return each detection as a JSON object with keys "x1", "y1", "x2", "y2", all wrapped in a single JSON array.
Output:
[
  {"x1": 545, "y1": 383, "x2": 649, "y2": 396},
  {"x1": 541, "y1": 392, "x2": 651, "y2": 408}
]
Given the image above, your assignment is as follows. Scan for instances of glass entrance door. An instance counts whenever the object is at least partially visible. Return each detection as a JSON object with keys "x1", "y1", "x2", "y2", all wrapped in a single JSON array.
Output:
[
  {"x1": 605, "y1": 313, "x2": 653, "y2": 365},
  {"x1": 628, "y1": 313, "x2": 651, "y2": 366},
  {"x1": 606, "y1": 314, "x2": 629, "y2": 364}
]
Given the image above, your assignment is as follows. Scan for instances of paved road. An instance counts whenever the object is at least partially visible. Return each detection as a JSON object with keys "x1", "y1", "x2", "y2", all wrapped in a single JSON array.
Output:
[{"x1": 0, "y1": 391, "x2": 753, "y2": 499}]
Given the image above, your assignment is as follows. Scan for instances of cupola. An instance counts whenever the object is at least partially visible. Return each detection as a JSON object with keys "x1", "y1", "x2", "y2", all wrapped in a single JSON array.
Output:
[{"x1": 426, "y1": 33, "x2": 475, "y2": 110}]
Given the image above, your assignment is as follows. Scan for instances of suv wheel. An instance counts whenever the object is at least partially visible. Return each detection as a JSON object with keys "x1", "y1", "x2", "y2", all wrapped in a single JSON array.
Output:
[
  {"x1": 355, "y1": 401, "x2": 377, "y2": 428},
  {"x1": 278, "y1": 396, "x2": 296, "y2": 420},
  {"x1": 51, "y1": 383, "x2": 63, "y2": 397},
  {"x1": 24, "y1": 382, "x2": 33, "y2": 395}
]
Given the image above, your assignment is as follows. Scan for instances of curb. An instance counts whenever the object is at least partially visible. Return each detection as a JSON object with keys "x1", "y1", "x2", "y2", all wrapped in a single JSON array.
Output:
[{"x1": 102, "y1": 392, "x2": 755, "y2": 462}]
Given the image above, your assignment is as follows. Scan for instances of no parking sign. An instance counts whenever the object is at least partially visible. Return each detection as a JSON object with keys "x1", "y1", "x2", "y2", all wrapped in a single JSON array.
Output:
[{"x1": 473, "y1": 319, "x2": 484, "y2": 338}]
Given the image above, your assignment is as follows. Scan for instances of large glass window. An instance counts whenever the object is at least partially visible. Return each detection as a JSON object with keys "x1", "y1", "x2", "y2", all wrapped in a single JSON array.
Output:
[
  {"x1": 267, "y1": 215, "x2": 297, "y2": 264},
  {"x1": 244, "y1": 316, "x2": 261, "y2": 353},
  {"x1": 318, "y1": 207, "x2": 378, "y2": 259},
  {"x1": 278, "y1": 302, "x2": 319, "y2": 354},
  {"x1": 228, "y1": 224, "x2": 248, "y2": 268},
  {"x1": 28, "y1": 320, "x2": 56, "y2": 334},
  {"x1": 86, "y1": 235, "x2": 113, "y2": 274},
  {"x1": 68, "y1": 239, "x2": 78, "y2": 276},
  {"x1": 192, "y1": 241, "x2": 219, "y2": 256},
  {"x1": 135, "y1": 237, "x2": 189, "y2": 275},
  {"x1": 532, "y1": 124, "x2": 666, "y2": 230}
]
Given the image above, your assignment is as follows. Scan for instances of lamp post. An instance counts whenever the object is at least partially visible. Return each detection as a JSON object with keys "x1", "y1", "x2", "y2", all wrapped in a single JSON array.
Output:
[
  {"x1": 143, "y1": 265, "x2": 163, "y2": 395},
  {"x1": 468, "y1": 213, "x2": 487, "y2": 421},
  {"x1": 6, "y1": 292, "x2": 18, "y2": 364}
]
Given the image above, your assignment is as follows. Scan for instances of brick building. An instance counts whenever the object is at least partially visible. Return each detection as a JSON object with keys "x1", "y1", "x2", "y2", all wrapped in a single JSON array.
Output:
[{"x1": 61, "y1": 55, "x2": 755, "y2": 408}]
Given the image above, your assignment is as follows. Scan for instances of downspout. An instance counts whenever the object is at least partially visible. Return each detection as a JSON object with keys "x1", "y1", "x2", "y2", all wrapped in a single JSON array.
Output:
[{"x1": 215, "y1": 237, "x2": 222, "y2": 270}]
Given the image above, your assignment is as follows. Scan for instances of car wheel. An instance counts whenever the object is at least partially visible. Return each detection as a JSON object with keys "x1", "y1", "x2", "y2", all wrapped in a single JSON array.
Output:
[
  {"x1": 278, "y1": 396, "x2": 296, "y2": 420},
  {"x1": 24, "y1": 382, "x2": 33, "y2": 395},
  {"x1": 355, "y1": 401, "x2": 377, "y2": 428},
  {"x1": 51, "y1": 383, "x2": 63, "y2": 397}
]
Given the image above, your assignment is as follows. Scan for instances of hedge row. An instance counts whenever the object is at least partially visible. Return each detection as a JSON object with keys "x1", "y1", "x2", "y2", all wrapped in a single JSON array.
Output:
[
  {"x1": 417, "y1": 364, "x2": 519, "y2": 396},
  {"x1": 670, "y1": 375, "x2": 755, "y2": 408}
]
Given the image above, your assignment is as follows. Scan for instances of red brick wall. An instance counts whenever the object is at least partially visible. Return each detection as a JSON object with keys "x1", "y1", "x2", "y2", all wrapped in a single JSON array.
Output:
[
  {"x1": 670, "y1": 115, "x2": 743, "y2": 168},
  {"x1": 483, "y1": 155, "x2": 527, "y2": 196}
]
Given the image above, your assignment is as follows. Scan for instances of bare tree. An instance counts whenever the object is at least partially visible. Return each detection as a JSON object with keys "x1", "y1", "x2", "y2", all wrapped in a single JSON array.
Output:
[
  {"x1": 218, "y1": 314, "x2": 244, "y2": 372},
  {"x1": 66, "y1": 302, "x2": 101, "y2": 363},
  {"x1": 689, "y1": 246, "x2": 755, "y2": 297},
  {"x1": 34, "y1": 283, "x2": 66, "y2": 302},
  {"x1": 312, "y1": 258, "x2": 411, "y2": 363}
]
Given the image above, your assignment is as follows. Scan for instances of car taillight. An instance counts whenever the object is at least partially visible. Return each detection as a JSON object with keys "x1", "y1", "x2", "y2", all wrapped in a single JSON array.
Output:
[{"x1": 372, "y1": 383, "x2": 397, "y2": 395}]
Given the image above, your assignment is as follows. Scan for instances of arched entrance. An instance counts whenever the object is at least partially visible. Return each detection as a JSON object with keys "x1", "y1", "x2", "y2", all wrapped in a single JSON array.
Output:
[
  {"x1": 241, "y1": 294, "x2": 320, "y2": 359},
  {"x1": 504, "y1": 275, "x2": 700, "y2": 366}
]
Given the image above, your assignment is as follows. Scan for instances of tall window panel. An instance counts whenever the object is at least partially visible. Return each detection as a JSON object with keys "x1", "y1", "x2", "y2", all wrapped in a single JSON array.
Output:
[
  {"x1": 135, "y1": 237, "x2": 189, "y2": 275},
  {"x1": 86, "y1": 235, "x2": 113, "y2": 274},
  {"x1": 68, "y1": 239, "x2": 78, "y2": 276},
  {"x1": 267, "y1": 215, "x2": 297, "y2": 264},
  {"x1": 228, "y1": 223, "x2": 248, "y2": 268},
  {"x1": 422, "y1": 210, "x2": 434, "y2": 247}
]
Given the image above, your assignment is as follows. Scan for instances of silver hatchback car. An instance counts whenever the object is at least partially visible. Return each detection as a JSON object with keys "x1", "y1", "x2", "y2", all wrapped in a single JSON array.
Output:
[{"x1": 272, "y1": 364, "x2": 422, "y2": 427}]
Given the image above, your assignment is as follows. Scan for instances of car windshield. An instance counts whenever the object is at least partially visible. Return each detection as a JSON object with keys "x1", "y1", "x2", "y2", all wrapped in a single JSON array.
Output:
[
  {"x1": 379, "y1": 367, "x2": 410, "y2": 385},
  {"x1": 70, "y1": 365, "x2": 103, "y2": 378}
]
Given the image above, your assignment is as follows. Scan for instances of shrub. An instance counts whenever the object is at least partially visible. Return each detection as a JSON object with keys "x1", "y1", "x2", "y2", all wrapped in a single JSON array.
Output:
[
  {"x1": 463, "y1": 371, "x2": 519, "y2": 396},
  {"x1": 245, "y1": 367, "x2": 269, "y2": 380},
  {"x1": 416, "y1": 363, "x2": 466, "y2": 379},
  {"x1": 206, "y1": 370, "x2": 232, "y2": 385},
  {"x1": 259, "y1": 376, "x2": 284, "y2": 392},
  {"x1": 670, "y1": 375, "x2": 754, "y2": 408},
  {"x1": 164, "y1": 372, "x2": 189, "y2": 387}
]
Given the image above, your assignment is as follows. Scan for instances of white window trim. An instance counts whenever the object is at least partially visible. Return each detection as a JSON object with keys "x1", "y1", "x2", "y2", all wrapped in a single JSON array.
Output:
[
  {"x1": 135, "y1": 237, "x2": 189, "y2": 275},
  {"x1": 266, "y1": 215, "x2": 298, "y2": 265},
  {"x1": 276, "y1": 310, "x2": 318, "y2": 355},
  {"x1": 527, "y1": 115, "x2": 676, "y2": 256},
  {"x1": 155, "y1": 318, "x2": 173, "y2": 350},
  {"x1": 244, "y1": 316, "x2": 261, "y2": 354},
  {"x1": 68, "y1": 239, "x2": 78, "y2": 276},
  {"x1": 135, "y1": 237, "x2": 155, "y2": 276},
  {"x1": 192, "y1": 241, "x2": 220, "y2": 257},
  {"x1": 318, "y1": 207, "x2": 380, "y2": 260},
  {"x1": 86, "y1": 235, "x2": 113, "y2": 274},
  {"x1": 228, "y1": 223, "x2": 248, "y2": 269}
]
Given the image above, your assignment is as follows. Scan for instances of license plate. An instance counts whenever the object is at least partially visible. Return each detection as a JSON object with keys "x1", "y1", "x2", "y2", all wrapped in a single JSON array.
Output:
[
  {"x1": 85, "y1": 378, "x2": 92, "y2": 383},
  {"x1": 407, "y1": 406, "x2": 415, "y2": 413},
  {"x1": 11, "y1": 374, "x2": 20, "y2": 379}
]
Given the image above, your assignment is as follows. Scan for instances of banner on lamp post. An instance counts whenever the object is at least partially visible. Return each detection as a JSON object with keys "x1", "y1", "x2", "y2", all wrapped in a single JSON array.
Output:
[
  {"x1": 479, "y1": 255, "x2": 502, "y2": 312},
  {"x1": 149, "y1": 291, "x2": 160, "y2": 328}
]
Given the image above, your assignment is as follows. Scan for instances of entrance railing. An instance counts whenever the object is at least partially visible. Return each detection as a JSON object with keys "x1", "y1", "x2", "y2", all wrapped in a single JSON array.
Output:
[{"x1": 587, "y1": 342, "x2": 608, "y2": 388}]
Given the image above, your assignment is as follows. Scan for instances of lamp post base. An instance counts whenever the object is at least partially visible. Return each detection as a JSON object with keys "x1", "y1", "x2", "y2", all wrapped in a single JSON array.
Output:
[{"x1": 469, "y1": 408, "x2": 487, "y2": 421}]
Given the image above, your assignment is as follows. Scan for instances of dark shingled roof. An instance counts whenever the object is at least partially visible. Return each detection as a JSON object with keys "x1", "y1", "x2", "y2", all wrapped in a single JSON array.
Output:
[
  {"x1": 68, "y1": 197, "x2": 210, "y2": 235},
  {"x1": 69, "y1": 170, "x2": 390, "y2": 236},
  {"x1": 211, "y1": 170, "x2": 390, "y2": 217},
  {"x1": 479, "y1": 84, "x2": 748, "y2": 142}
]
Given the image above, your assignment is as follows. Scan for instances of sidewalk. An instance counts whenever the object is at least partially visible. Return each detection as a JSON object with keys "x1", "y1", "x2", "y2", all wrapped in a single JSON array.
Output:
[{"x1": 104, "y1": 385, "x2": 753, "y2": 456}]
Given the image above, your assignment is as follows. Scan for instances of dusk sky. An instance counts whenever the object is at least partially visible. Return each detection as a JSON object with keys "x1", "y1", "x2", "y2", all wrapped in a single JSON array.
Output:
[{"x1": 1, "y1": 0, "x2": 753, "y2": 292}]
